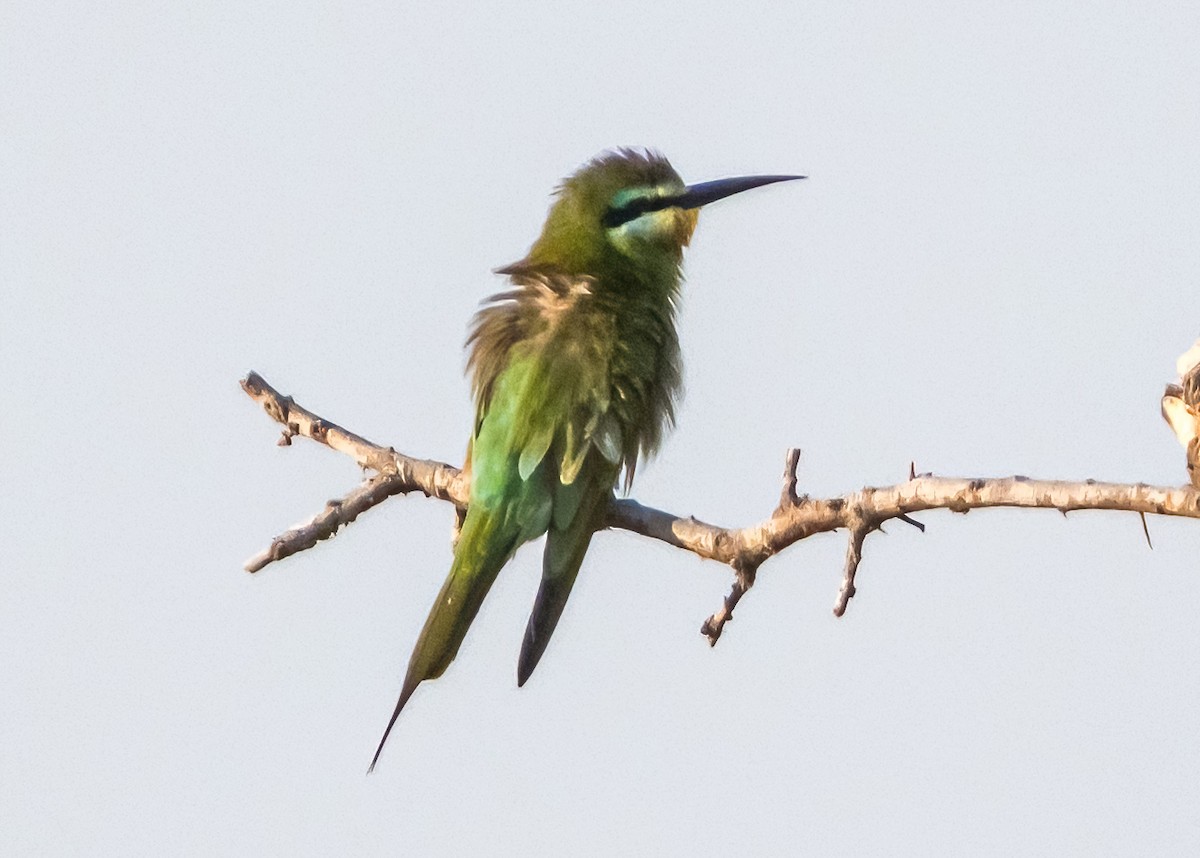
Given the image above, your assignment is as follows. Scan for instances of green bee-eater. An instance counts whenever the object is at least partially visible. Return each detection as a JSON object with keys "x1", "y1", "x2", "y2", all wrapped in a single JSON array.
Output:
[{"x1": 370, "y1": 150, "x2": 801, "y2": 770}]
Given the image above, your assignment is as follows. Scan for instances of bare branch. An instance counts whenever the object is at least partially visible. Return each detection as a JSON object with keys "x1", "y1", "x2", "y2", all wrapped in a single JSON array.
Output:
[
  {"x1": 700, "y1": 561, "x2": 758, "y2": 646},
  {"x1": 834, "y1": 520, "x2": 872, "y2": 617},
  {"x1": 242, "y1": 371, "x2": 1200, "y2": 636},
  {"x1": 242, "y1": 371, "x2": 397, "y2": 473},
  {"x1": 241, "y1": 371, "x2": 469, "y2": 506},
  {"x1": 244, "y1": 474, "x2": 414, "y2": 573}
]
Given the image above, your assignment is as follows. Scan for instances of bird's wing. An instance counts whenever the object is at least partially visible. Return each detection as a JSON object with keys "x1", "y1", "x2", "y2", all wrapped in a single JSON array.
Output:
[
  {"x1": 466, "y1": 274, "x2": 630, "y2": 687},
  {"x1": 509, "y1": 346, "x2": 626, "y2": 684},
  {"x1": 370, "y1": 353, "x2": 559, "y2": 772}
]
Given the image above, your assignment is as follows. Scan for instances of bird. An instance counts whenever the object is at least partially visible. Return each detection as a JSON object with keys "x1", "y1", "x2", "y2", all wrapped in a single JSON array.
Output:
[
  {"x1": 369, "y1": 149, "x2": 803, "y2": 771},
  {"x1": 1161, "y1": 338, "x2": 1200, "y2": 488}
]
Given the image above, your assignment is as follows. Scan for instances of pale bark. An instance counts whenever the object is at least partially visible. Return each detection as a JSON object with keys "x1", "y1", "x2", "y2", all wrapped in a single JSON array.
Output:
[{"x1": 241, "y1": 371, "x2": 1200, "y2": 645}]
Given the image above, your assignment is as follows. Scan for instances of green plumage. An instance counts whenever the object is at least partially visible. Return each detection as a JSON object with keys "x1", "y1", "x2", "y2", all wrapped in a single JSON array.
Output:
[{"x1": 368, "y1": 150, "x2": 800, "y2": 770}]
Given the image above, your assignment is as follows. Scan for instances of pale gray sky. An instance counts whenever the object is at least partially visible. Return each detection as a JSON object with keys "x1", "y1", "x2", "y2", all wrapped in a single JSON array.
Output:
[{"x1": 3, "y1": 1, "x2": 1199, "y2": 854}]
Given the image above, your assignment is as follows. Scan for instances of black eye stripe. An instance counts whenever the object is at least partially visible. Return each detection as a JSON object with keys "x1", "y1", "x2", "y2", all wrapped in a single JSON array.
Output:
[{"x1": 602, "y1": 195, "x2": 674, "y2": 229}]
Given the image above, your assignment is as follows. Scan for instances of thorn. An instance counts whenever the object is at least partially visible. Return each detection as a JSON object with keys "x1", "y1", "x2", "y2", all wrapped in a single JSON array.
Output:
[
  {"x1": 897, "y1": 514, "x2": 926, "y2": 532},
  {"x1": 1139, "y1": 512, "x2": 1153, "y2": 550},
  {"x1": 909, "y1": 461, "x2": 916, "y2": 480}
]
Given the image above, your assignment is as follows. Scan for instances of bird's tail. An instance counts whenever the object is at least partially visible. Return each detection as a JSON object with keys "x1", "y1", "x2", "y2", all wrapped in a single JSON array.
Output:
[
  {"x1": 516, "y1": 529, "x2": 596, "y2": 687},
  {"x1": 516, "y1": 477, "x2": 611, "y2": 687},
  {"x1": 369, "y1": 509, "x2": 518, "y2": 772}
]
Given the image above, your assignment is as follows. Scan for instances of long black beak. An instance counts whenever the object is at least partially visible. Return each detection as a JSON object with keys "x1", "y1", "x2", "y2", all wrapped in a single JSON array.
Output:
[
  {"x1": 669, "y1": 174, "x2": 805, "y2": 210},
  {"x1": 603, "y1": 174, "x2": 804, "y2": 228}
]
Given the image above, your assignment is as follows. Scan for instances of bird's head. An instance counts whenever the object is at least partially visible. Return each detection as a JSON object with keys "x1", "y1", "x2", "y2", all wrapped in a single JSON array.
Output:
[{"x1": 508, "y1": 149, "x2": 802, "y2": 281}]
